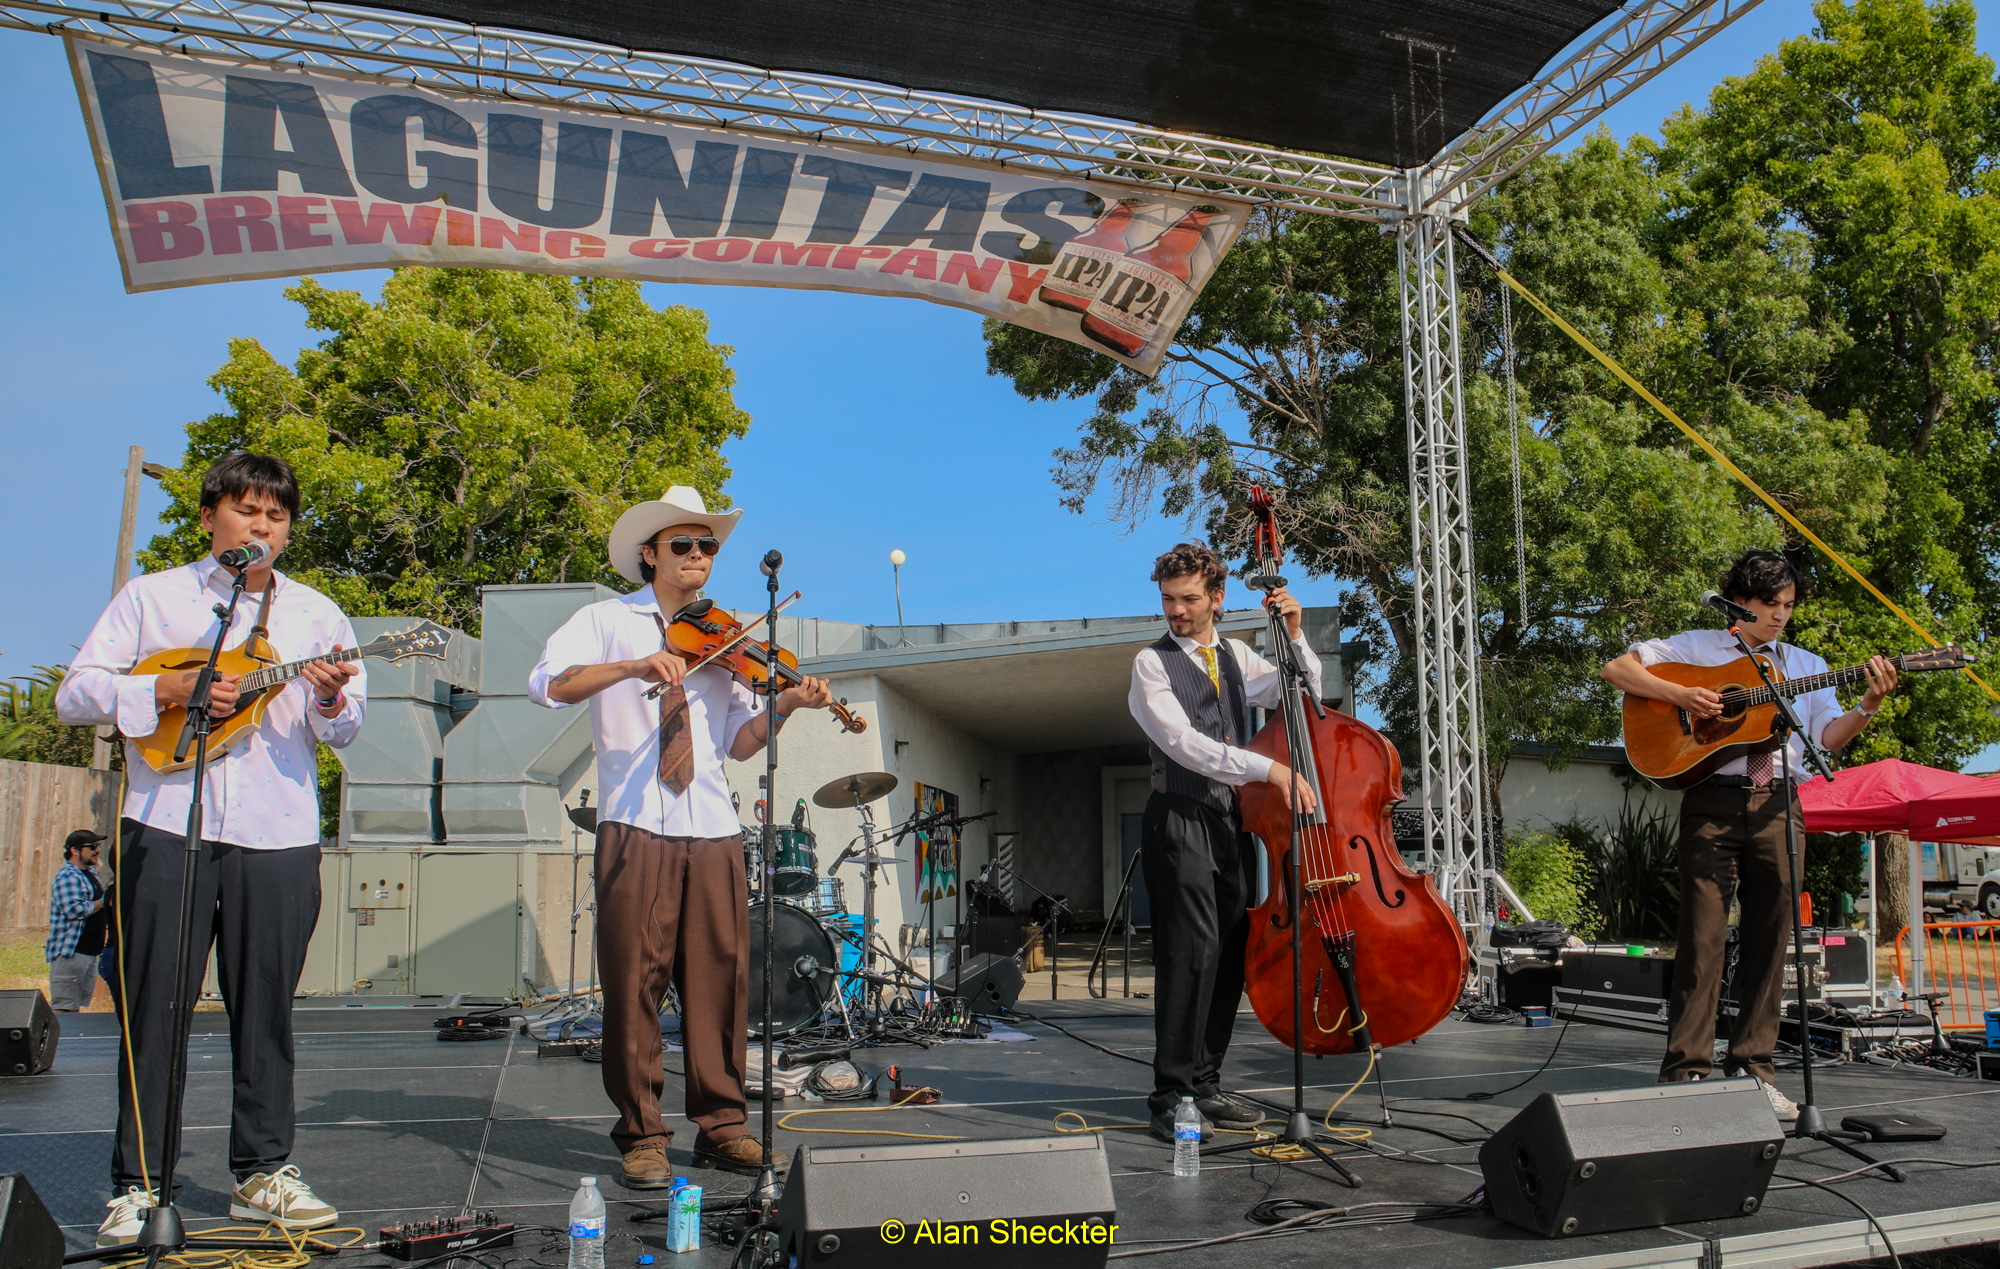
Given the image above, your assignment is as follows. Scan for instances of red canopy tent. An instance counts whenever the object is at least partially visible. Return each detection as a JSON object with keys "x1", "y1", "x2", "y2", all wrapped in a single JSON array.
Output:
[{"x1": 1799, "y1": 758, "x2": 2000, "y2": 845}]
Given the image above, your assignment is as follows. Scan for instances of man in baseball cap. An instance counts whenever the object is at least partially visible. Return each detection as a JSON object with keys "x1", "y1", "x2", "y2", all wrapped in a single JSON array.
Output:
[{"x1": 48, "y1": 829, "x2": 109, "y2": 1012}]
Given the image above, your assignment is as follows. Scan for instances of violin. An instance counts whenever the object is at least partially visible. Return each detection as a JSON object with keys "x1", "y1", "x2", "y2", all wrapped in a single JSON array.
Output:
[
  {"x1": 1236, "y1": 487, "x2": 1467, "y2": 1055},
  {"x1": 653, "y1": 594, "x2": 868, "y2": 735}
]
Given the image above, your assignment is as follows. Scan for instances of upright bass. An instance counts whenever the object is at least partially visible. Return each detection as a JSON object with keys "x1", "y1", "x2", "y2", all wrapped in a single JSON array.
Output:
[{"x1": 1236, "y1": 488, "x2": 1468, "y2": 1055}]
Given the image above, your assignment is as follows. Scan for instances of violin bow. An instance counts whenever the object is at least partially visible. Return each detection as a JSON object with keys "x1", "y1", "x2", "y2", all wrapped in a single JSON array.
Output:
[{"x1": 644, "y1": 590, "x2": 803, "y2": 699}]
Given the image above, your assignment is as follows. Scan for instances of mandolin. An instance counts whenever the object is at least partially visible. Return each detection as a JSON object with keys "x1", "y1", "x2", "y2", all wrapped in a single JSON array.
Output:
[
  {"x1": 1623, "y1": 644, "x2": 1972, "y2": 790},
  {"x1": 128, "y1": 620, "x2": 452, "y2": 774}
]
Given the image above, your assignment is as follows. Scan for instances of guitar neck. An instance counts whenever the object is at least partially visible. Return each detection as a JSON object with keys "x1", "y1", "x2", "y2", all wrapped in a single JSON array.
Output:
[
  {"x1": 1728, "y1": 654, "x2": 1906, "y2": 706},
  {"x1": 240, "y1": 645, "x2": 363, "y2": 693}
]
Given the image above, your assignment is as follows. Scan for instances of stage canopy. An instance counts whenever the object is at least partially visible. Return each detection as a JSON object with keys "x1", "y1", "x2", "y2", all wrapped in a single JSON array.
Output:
[
  {"x1": 335, "y1": 0, "x2": 1622, "y2": 167},
  {"x1": 1800, "y1": 758, "x2": 2000, "y2": 845}
]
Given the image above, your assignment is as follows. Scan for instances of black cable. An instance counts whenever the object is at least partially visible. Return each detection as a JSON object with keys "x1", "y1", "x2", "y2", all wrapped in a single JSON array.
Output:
[
  {"x1": 1777, "y1": 1175, "x2": 1900, "y2": 1269},
  {"x1": 1382, "y1": 1103, "x2": 1499, "y2": 1140},
  {"x1": 1458, "y1": 1013, "x2": 1572, "y2": 1101},
  {"x1": 1460, "y1": 1004, "x2": 1525, "y2": 1025},
  {"x1": 1008, "y1": 1006, "x2": 1153, "y2": 1066}
]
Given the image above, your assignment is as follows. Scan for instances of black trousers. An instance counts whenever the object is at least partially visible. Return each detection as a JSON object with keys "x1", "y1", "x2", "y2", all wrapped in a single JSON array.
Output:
[
  {"x1": 1141, "y1": 792, "x2": 1254, "y2": 1118},
  {"x1": 111, "y1": 819, "x2": 322, "y2": 1190}
]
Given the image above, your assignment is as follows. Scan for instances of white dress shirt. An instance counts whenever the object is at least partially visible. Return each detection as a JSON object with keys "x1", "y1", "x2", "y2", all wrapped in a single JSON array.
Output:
[
  {"x1": 1628, "y1": 629, "x2": 1842, "y2": 777},
  {"x1": 1129, "y1": 631, "x2": 1324, "y2": 785},
  {"x1": 528, "y1": 588, "x2": 760, "y2": 839},
  {"x1": 56, "y1": 556, "x2": 366, "y2": 849}
]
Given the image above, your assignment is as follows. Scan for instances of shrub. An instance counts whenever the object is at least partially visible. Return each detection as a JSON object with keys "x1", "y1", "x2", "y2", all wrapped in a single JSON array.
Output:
[
  {"x1": 1579, "y1": 803, "x2": 1682, "y2": 941},
  {"x1": 1502, "y1": 829, "x2": 1602, "y2": 940}
]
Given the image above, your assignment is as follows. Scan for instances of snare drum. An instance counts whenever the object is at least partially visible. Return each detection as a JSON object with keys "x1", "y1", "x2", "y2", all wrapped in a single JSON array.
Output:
[{"x1": 801, "y1": 877, "x2": 845, "y2": 916}]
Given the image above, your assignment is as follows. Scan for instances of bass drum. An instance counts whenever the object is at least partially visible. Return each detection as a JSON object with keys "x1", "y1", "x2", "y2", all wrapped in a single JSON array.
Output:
[{"x1": 747, "y1": 899, "x2": 837, "y2": 1039}]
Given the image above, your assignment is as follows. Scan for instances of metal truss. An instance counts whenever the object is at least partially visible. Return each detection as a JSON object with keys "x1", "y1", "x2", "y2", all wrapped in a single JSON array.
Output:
[
  {"x1": 1422, "y1": 0, "x2": 1767, "y2": 213},
  {"x1": 1396, "y1": 194, "x2": 1488, "y2": 933},
  {"x1": 0, "y1": 0, "x2": 1402, "y2": 219}
]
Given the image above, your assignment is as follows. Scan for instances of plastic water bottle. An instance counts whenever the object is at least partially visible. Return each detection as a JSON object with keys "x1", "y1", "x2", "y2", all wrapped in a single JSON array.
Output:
[
  {"x1": 568, "y1": 1176, "x2": 606, "y2": 1269},
  {"x1": 1172, "y1": 1096, "x2": 1202, "y2": 1178},
  {"x1": 1891, "y1": 974, "x2": 1906, "y2": 1003}
]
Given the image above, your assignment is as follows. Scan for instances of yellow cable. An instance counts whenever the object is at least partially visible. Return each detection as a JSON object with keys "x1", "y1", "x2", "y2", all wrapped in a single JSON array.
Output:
[
  {"x1": 99, "y1": 1223, "x2": 367, "y2": 1269},
  {"x1": 777, "y1": 1097, "x2": 966, "y2": 1140},
  {"x1": 1052, "y1": 1111, "x2": 1152, "y2": 1134},
  {"x1": 1467, "y1": 236, "x2": 2000, "y2": 704}
]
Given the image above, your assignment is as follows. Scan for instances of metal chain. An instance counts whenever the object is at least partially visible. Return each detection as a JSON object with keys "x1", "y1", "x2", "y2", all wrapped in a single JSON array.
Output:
[{"x1": 1501, "y1": 283, "x2": 1528, "y2": 628}]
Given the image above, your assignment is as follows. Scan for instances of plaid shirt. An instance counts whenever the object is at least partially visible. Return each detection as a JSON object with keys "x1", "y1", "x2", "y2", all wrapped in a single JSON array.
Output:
[{"x1": 45, "y1": 861, "x2": 100, "y2": 962}]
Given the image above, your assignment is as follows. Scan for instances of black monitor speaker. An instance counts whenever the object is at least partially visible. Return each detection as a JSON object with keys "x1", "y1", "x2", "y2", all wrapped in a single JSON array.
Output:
[
  {"x1": 0, "y1": 993, "x2": 57, "y2": 1077},
  {"x1": 778, "y1": 1135, "x2": 1116, "y2": 1266},
  {"x1": 0, "y1": 1173, "x2": 63, "y2": 1269},
  {"x1": 1479, "y1": 1079, "x2": 1783, "y2": 1237},
  {"x1": 943, "y1": 953, "x2": 1025, "y2": 1014}
]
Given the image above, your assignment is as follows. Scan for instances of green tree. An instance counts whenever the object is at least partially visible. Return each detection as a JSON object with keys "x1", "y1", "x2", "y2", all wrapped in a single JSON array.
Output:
[
  {"x1": 0, "y1": 666, "x2": 106, "y2": 769},
  {"x1": 1501, "y1": 828, "x2": 1602, "y2": 938},
  {"x1": 986, "y1": 136, "x2": 1895, "y2": 814},
  {"x1": 142, "y1": 268, "x2": 751, "y2": 633},
  {"x1": 1653, "y1": 0, "x2": 2000, "y2": 766}
]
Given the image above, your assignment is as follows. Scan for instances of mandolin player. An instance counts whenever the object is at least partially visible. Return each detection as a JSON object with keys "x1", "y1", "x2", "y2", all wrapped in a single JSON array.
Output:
[
  {"x1": 56, "y1": 453, "x2": 363, "y2": 1244},
  {"x1": 1600, "y1": 550, "x2": 1896, "y2": 1118}
]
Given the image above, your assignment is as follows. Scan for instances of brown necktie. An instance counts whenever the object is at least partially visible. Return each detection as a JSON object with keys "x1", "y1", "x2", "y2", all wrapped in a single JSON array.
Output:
[{"x1": 651, "y1": 612, "x2": 694, "y2": 796}]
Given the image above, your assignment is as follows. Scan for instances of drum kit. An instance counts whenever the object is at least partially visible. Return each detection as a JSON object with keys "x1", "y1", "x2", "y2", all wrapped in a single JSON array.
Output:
[{"x1": 745, "y1": 770, "x2": 982, "y2": 1041}]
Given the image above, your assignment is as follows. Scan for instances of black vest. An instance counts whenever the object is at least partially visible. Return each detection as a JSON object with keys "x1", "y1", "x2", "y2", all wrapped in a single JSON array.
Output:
[{"x1": 1147, "y1": 634, "x2": 1251, "y2": 814}]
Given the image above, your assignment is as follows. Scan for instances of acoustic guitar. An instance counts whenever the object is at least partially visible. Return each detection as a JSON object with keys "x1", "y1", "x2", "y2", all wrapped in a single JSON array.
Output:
[
  {"x1": 128, "y1": 620, "x2": 451, "y2": 774},
  {"x1": 1623, "y1": 644, "x2": 1972, "y2": 789}
]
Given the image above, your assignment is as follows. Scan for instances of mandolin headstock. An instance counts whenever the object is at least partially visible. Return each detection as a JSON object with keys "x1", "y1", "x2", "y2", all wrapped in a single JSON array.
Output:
[{"x1": 364, "y1": 620, "x2": 452, "y2": 662}]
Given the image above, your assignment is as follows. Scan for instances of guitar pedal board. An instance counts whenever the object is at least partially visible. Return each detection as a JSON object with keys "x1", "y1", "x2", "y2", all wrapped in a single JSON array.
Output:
[{"x1": 380, "y1": 1212, "x2": 514, "y2": 1260}]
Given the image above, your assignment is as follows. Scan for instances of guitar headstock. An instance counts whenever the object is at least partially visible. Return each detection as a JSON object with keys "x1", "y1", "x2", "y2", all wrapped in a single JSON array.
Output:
[
  {"x1": 1902, "y1": 644, "x2": 1974, "y2": 672},
  {"x1": 364, "y1": 620, "x2": 452, "y2": 662}
]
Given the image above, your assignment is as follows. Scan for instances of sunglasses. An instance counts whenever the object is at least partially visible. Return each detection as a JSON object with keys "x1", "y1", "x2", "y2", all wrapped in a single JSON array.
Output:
[{"x1": 654, "y1": 535, "x2": 722, "y2": 558}]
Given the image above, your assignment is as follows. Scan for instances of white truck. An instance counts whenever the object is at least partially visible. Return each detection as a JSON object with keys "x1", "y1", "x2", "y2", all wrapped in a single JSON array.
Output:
[{"x1": 1920, "y1": 841, "x2": 2000, "y2": 918}]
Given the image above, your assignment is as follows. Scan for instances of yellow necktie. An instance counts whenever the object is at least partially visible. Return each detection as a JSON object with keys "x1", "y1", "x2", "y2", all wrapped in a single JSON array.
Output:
[{"x1": 1200, "y1": 645, "x2": 1221, "y2": 697}]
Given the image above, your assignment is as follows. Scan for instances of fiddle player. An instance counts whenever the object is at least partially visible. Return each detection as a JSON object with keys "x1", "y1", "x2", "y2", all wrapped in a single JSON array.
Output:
[
  {"x1": 1601, "y1": 550, "x2": 1896, "y2": 1119},
  {"x1": 1129, "y1": 542, "x2": 1321, "y2": 1144},
  {"x1": 529, "y1": 486, "x2": 834, "y2": 1185}
]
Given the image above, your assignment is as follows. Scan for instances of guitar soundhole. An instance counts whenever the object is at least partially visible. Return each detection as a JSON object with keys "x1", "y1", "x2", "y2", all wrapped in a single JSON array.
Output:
[{"x1": 1689, "y1": 681, "x2": 1748, "y2": 746}]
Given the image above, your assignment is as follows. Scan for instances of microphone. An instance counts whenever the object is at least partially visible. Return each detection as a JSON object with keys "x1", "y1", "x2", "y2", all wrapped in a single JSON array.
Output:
[
  {"x1": 217, "y1": 539, "x2": 271, "y2": 569},
  {"x1": 791, "y1": 798, "x2": 807, "y2": 830},
  {"x1": 1700, "y1": 589, "x2": 1758, "y2": 624},
  {"x1": 760, "y1": 549, "x2": 783, "y2": 577}
]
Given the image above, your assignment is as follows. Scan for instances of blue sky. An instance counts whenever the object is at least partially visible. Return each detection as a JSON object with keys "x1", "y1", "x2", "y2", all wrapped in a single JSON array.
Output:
[{"x1": 4, "y1": 3, "x2": 1995, "y2": 762}]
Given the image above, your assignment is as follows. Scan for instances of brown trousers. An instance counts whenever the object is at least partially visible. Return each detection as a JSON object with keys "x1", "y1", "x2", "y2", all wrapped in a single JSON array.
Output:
[
  {"x1": 1660, "y1": 782, "x2": 1799, "y2": 1084},
  {"x1": 595, "y1": 821, "x2": 750, "y2": 1153}
]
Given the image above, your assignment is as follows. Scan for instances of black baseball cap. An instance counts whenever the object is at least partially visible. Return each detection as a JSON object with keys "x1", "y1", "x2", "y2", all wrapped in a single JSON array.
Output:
[{"x1": 65, "y1": 829, "x2": 106, "y2": 851}]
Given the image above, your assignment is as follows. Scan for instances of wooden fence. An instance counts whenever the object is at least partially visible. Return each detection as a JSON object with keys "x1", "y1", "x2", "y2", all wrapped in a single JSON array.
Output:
[{"x1": 0, "y1": 760, "x2": 118, "y2": 941}]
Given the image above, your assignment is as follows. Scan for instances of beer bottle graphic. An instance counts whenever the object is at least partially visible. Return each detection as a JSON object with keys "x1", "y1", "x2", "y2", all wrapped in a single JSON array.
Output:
[
  {"x1": 1080, "y1": 205, "x2": 1222, "y2": 359},
  {"x1": 1039, "y1": 198, "x2": 1145, "y2": 312}
]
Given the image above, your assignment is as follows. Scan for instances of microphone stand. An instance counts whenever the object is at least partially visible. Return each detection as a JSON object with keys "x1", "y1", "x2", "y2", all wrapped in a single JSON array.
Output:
[
  {"x1": 120, "y1": 561, "x2": 279, "y2": 1266},
  {"x1": 1728, "y1": 625, "x2": 1902, "y2": 1182},
  {"x1": 982, "y1": 858, "x2": 1071, "y2": 1000},
  {"x1": 743, "y1": 553, "x2": 785, "y2": 1267},
  {"x1": 1201, "y1": 580, "x2": 1362, "y2": 1188}
]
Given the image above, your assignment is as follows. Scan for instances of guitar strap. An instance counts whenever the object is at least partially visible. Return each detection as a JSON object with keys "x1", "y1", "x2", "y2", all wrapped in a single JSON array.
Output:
[{"x1": 248, "y1": 579, "x2": 276, "y2": 663}]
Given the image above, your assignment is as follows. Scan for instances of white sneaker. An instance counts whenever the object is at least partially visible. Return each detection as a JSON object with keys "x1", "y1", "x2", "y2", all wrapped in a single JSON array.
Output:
[
  {"x1": 229, "y1": 1165, "x2": 339, "y2": 1230},
  {"x1": 1760, "y1": 1080, "x2": 1799, "y2": 1122},
  {"x1": 96, "y1": 1187, "x2": 157, "y2": 1247}
]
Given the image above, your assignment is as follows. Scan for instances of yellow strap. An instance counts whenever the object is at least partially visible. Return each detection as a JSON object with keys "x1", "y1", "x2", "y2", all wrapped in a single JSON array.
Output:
[{"x1": 1477, "y1": 248, "x2": 1999, "y2": 705}]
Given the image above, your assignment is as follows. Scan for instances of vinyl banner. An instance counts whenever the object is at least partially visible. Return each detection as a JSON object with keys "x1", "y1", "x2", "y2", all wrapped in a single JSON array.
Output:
[{"x1": 68, "y1": 38, "x2": 1248, "y2": 375}]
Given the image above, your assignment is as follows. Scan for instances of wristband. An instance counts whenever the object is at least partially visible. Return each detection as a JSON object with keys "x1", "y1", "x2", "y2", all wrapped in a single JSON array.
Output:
[
  {"x1": 316, "y1": 690, "x2": 344, "y2": 711},
  {"x1": 771, "y1": 711, "x2": 789, "y2": 726},
  {"x1": 1856, "y1": 701, "x2": 1878, "y2": 719}
]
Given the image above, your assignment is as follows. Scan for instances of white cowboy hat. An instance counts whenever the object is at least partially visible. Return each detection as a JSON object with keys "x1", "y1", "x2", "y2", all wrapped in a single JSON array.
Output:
[{"x1": 608, "y1": 485, "x2": 744, "y2": 584}]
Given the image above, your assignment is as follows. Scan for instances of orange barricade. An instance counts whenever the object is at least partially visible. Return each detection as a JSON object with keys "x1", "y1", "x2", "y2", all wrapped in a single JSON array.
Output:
[{"x1": 1893, "y1": 920, "x2": 2000, "y2": 1031}]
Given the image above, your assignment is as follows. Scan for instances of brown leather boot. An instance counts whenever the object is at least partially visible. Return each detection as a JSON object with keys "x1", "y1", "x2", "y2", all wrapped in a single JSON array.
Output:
[
  {"x1": 692, "y1": 1136, "x2": 789, "y2": 1177},
  {"x1": 619, "y1": 1143, "x2": 675, "y2": 1189}
]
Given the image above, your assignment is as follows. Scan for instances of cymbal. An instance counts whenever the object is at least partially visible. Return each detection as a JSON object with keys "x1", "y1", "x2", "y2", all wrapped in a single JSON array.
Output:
[
  {"x1": 813, "y1": 771, "x2": 898, "y2": 809},
  {"x1": 566, "y1": 805, "x2": 598, "y2": 832}
]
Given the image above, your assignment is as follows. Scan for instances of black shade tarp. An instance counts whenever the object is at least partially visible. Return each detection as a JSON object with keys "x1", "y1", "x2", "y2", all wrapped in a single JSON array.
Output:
[{"x1": 374, "y1": 0, "x2": 1621, "y2": 167}]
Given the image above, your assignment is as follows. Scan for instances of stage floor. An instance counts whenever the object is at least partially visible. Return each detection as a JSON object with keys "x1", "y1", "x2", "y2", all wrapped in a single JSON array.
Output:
[{"x1": 4, "y1": 1000, "x2": 1998, "y2": 1268}]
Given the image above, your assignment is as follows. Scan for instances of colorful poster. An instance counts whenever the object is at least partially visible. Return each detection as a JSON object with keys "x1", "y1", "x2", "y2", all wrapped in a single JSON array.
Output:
[
  {"x1": 68, "y1": 38, "x2": 1248, "y2": 376},
  {"x1": 912, "y1": 782, "x2": 958, "y2": 907}
]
